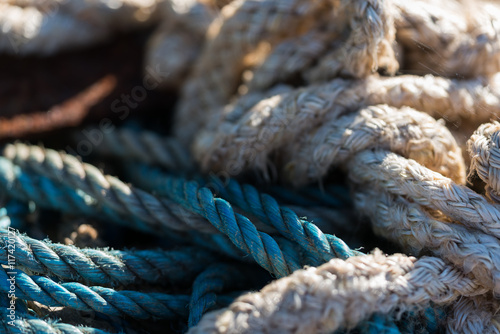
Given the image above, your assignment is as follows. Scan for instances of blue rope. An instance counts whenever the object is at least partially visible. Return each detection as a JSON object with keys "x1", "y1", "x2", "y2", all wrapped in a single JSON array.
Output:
[
  {"x1": 0, "y1": 230, "x2": 218, "y2": 287},
  {"x1": 206, "y1": 176, "x2": 358, "y2": 260},
  {"x1": 0, "y1": 267, "x2": 190, "y2": 320},
  {"x1": 188, "y1": 263, "x2": 265, "y2": 327},
  {"x1": 0, "y1": 200, "x2": 30, "y2": 231},
  {"x1": 0, "y1": 293, "x2": 113, "y2": 334}
]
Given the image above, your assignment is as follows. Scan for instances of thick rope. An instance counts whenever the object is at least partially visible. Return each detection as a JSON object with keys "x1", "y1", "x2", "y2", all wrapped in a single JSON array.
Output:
[
  {"x1": 394, "y1": 0, "x2": 500, "y2": 78},
  {"x1": 194, "y1": 75, "x2": 489, "y2": 177},
  {"x1": 0, "y1": 0, "x2": 162, "y2": 55},
  {"x1": 0, "y1": 267, "x2": 191, "y2": 320},
  {"x1": 445, "y1": 295, "x2": 500, "y2": 334},
  {"x1": 351, "y1": 187, "x2": 500, "y2": 296},
  {"x1": 4, "y1": 143, "x2": 216, "y2": 233},
  {"x1": 468, "y1": 122, "x2": 500, "y2": 203},
  {"x1": 281, "y1": 104, "x2": 465, "y2": 185},
  {"x1": 72, "y1": 128, "x2": 194, "y2": 171},
  {"x1": 190, "y1": 251, "x2": 485, "y2": 333},
  {"x1": 0, "y1": 230, "x2": 217, "y2": 287},
  {"x1": 347, "y1": 150, "x2": 500, "y2": 242}
]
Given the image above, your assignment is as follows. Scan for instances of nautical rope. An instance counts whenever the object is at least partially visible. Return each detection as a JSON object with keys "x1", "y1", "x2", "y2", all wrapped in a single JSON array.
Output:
[
  {"x1": 351, "y1": 187, "x2": 500, "y2": 297},
  {"x1": 3, "y1": 143, "x2": 216, "y2": 233},
  {"x1": 0, "y1": 230, "x2": 217, "y2": 287},
  {"x1": 0, "y1": 267, "x2": 191, "y2": 320},
  {"x1": 445, "y1": 295, "x2": 500, "y2": 333},
  {"x1": 468, "y1": 122, "x2": 500, "y2": 203},
  {"x1": 72, "y1": 127, "x2": 194, "y2": 171},
  {"x1": 347, "y1": 150, "x2": 500, "y2": 242},
  {"x1": 0, "y1": 0, "x2": 162, "y2": 55},
  {"x1": 190, "y1": 251, "x2": 486, "y2": 333}
]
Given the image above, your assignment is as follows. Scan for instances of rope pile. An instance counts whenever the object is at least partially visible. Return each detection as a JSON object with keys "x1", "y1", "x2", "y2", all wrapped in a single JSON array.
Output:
[{"x1": 2, "y1": 0, "x2": 500, "y2": 333}]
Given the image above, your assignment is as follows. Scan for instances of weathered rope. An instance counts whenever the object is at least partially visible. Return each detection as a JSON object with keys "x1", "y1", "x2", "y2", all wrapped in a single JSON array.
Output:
[
  {"x1": 347, "y1": 150, "x2": 500, "y2": 242},
  {"x1": 193, "y1": 76, "x2": 482, "y2": 178},
  {"x1": 394, "y1": 0, "x2": 500, "y2": 78},
  {"x1": 0, "y1": 267, "x2": 191, "y2": 320},
  {"x1": 3, "y1": 143, "x2": 215, "y2": 233},
  {"x1": 281, "y1": 104, "x2": 465, "y2": 185},
  {"x1": 190, "y1": 251, "x2": 485, "y2": 333},
  {"x1": 351, "y1": 187, "x2": 500, "y2": 297},
  {"x1": 0, "y1": 0, "x2": 162, "y2": 55},
  {"x1": 445, "y1": 295, "x2": 500, "y2": 334},
  {"x1": 72, "y1": 127, "x2": 194, "y2": 171},
  {"x1": 0, "y1": 230, "x2": 217, "y2": 287},
  {"x1": 468, "y1": 122, "x2": 500, "y2": 203}
]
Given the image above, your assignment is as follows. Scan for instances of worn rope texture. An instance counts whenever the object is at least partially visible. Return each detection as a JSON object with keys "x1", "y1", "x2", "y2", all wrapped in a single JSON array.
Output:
[
  {"x1": 128, "y1": 163, "x2": 359, "y2": 269},
  {"x1": 174, "y1": 0, "x2": 396, "y2": 144},
  {"x1": 347, "y1": 150, "x2": 500, "y2": 243},
  {"x1": 281, "y1": 104, "x2": 465, "y2": 185},
  {"x1": 0, "y1": 311, "x2": 110, "y2": 334},
  {"x1": 73, "y1": 127, "x2": 194, "y2": 171},
  {"x1": 394, "y1": 0, "x2": 500, "y2": 78},
  {"x1": 351, "y1": 187, "x2": 500, "y2": 298},
  {"x1": 0, "y1": 230, "x2": 217, "y2": 287},
  {"x1": 145, "y1": 0, "x2": 218, "y2": 89},
  {"x1": 190, "y1": 251, "x2": 486, "y2": 334},
  {"x1": 0, "y1": 267, "x2": 191, "y2": 320},
  {"x1": 188, "y1": 263, "x2": 254, "y2": 327},
  {"x1": 445, "y1": 295, "x2": 500, "y2": 334},
  {"x1": 3, "y1": 143, "x2": 216, "y2": 233},
  {"x1": 193, "y1": 84, "x2": 465, "y2": 181},
  {"x1": 468, "y1": 122, "x2": 500, "y2": 203},
  {"x1": 0, "y1": 0, "x2": 162, "y2": 55}
]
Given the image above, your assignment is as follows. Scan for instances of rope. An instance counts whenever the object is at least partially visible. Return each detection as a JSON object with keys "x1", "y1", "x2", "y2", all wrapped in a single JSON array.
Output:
[
  {"x1": 72, "y1": 128, "x2": 193, "y2": 171},
  {"x1": 0, "y1": 267, "x2": 191, "y2": 320},
  {"x1": 190, "y1": 251, "x2": 486, "y2": 333},
  {"x1": 3, "y1": 143, "x2": 216, "y2": 233},
  {"x1": 468, "y1": 122, "x2": 500, "y2": 203},
  {"x1": 0, "y1": 230, "x2": 217, "y2": 287}
]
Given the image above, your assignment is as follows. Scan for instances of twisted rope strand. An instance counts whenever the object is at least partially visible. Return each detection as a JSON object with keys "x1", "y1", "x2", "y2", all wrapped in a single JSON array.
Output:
[
  {"x1": 190, "y1": 251, "x2": 485, "y2": 334},
  {"x1": 281, "y1": 104, "x2": 465, "y2": 185},
  {"x1": 0, "y1": 267, "x2": 191, "y2": 320},
  {"x1": 445, "y1": 295, "x2": 500, "y2": 334},
  {"x1": 73, "y1": 128, "x2": 193, "y2": 171},
  {"x1": 352, "y1": 188, "x2": 500, "y2": 295},
  {"x1": 468, "y1": 122, "x2": 500, "y2": 203},
  {"x1": 4, "y1": 143, "x2": 216, "y2": 233},
  {"x1": 347, "y1": 150, "x2": 500, "y2": 241},
  {"x1": 208, "y1": 176, "x2": 356, "y2": 260},
  {"x1": 0, "y1": 230, "x2": 217, "y2": 287},
  {"x1": 395, "y1": 0, "x2": 500, "y2": 78}
]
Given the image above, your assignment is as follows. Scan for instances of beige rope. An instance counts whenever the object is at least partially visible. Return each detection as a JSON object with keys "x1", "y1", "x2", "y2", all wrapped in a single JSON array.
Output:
[
  {"x1": 0, "y1": 0, "x2": 161, "y2": 55},
  {"x1": 468, "y1": 122, "x2": 500, "y2": 203},
  {"x1": 281, "y1": 104, "x2": 465, "y2": 185},
  {"x1": 190, "y1": 251, "x2": 486, "y2": 334},
  {"x1": 395, "y1": 0, "x2": 500, "y2": 78},
  {"x1": 145, "y1": 0, "x2": 218, "y2": 89},
  {"x1": 352, "y1": 188, "x2": 500, "y2": 295},
  {"x1": 347, "y1": 150, "x2": 500, "y2": 241},
  {"x1": 446, "y1": 295, "x2": 500, "y2": 334}
]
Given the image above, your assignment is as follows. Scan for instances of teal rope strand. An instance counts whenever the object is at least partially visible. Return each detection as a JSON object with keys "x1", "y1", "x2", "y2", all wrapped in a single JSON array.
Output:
[
  {"x1": 0, "y1": 267, "x2": 190, "y2": 320},
  {"x1": 0, "y1": 230, "x2": 218, "y2": 287}
]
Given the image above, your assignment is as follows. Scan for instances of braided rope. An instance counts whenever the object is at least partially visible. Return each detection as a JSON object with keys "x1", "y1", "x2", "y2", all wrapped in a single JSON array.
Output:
[
  {"x1": 347, "y1": 150, "x2": 500, "y2": 241},
  {"x1": 0, "y1": 267, "x2": 191, "y2": 320},
  {"x1": 190, "y1": 251, "x2": 485, "y2": 333},
  {"x1": 174, "y1": 0, "x2": 338, "y2": 143},
  {"x1": 188, "y1": 264, "x2": 253, "y2": 327},
  {"x1": 4, "y1": 143, "x2": 215, "y2": 233},
  {"x1": 468, "y1": 122, "x2": 500, "y2": 203},
  {"x1": 282, "y1": 104, "x2": 465, "y2": 185},
  {"x1": 208, "y1": 176, "x2": 357, "y2": 260},
  {"x1": 352, "y1": 187, "x2": 500, "y2": 296},
  {"x1": 395, "y1": 0, "x2": 500, "y2": 78},
  {"x1": 72, "y1": 128, "x2": 193, "y2": 171},
  {"x1": 445, "y1": 295, "x2": 500, "y2": 333},
  {"x1": 0, "y1": 230, "x2": 217, "y2": 287},
  {"x1": 0, "y1": 0, "x2": 162, "y2": 55},
  {"x1": 193, "y1": 75, "x2": 479, "y2": 177}
]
